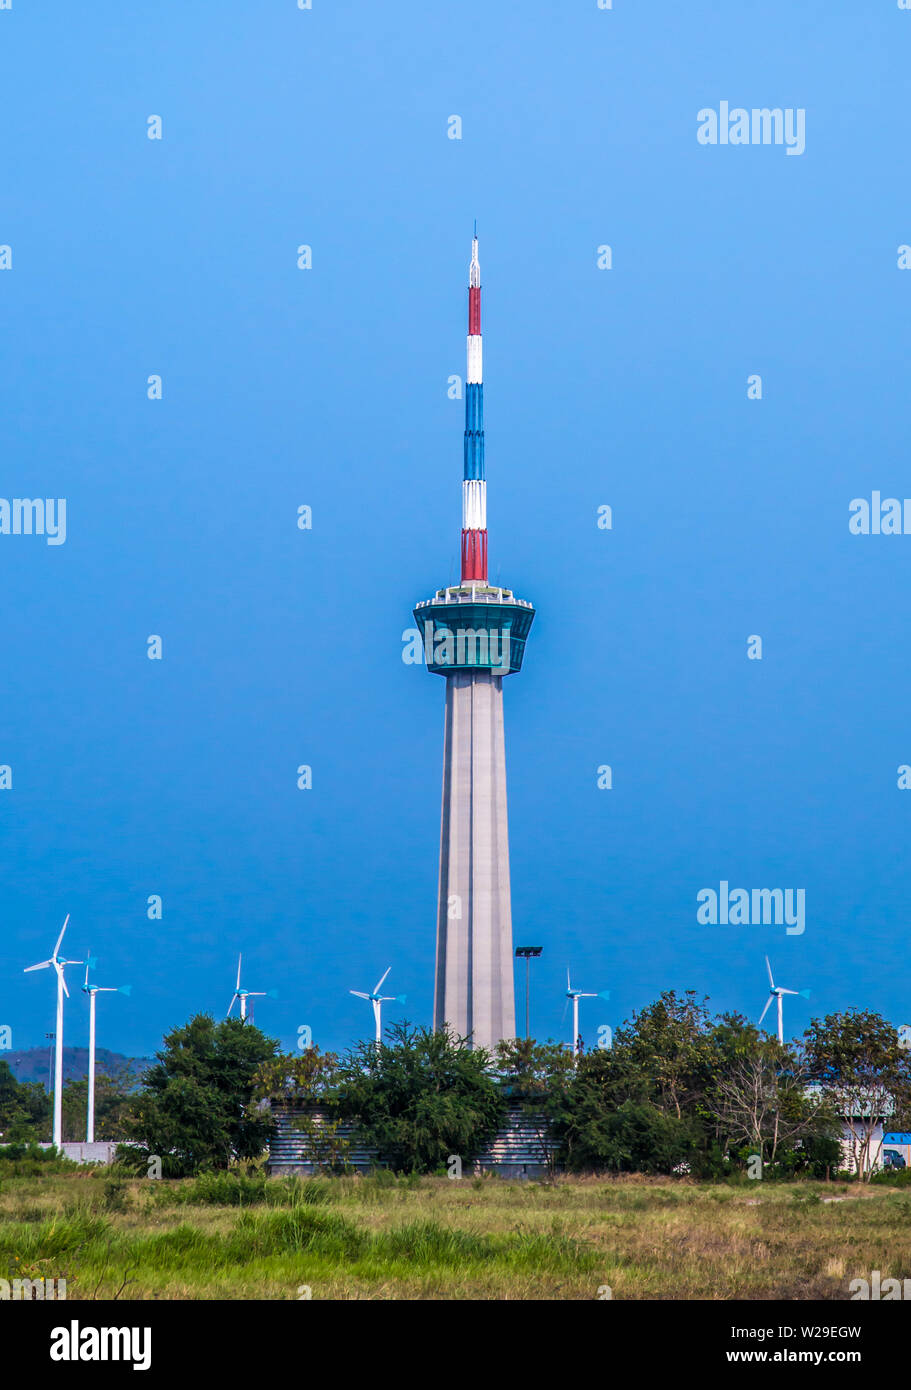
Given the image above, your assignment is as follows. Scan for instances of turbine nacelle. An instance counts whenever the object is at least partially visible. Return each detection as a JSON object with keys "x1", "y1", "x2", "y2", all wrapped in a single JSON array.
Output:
[
  {"x1": 82, "y1": 951, "x2": 128, "y2": 997},
  {"x1": 565, "y1": 969, "x2": 610, "y2": 1003}
]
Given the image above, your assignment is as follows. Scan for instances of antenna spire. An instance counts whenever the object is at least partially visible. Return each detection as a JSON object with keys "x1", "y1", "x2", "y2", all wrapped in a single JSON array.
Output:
[{"x1": 462, "y1": 230, "x2": 486, "y2": 581}]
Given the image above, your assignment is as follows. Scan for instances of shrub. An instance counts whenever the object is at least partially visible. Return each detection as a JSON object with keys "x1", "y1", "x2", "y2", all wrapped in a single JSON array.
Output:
[{"x1": 337, "y1": 1023, "x2": 506, "y2": 1174}]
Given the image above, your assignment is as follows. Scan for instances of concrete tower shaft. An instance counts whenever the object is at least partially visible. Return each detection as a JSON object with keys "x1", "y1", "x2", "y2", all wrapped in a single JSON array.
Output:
[{"x1": 434, "y1": 671, "x2": 516, "y2": 1050}]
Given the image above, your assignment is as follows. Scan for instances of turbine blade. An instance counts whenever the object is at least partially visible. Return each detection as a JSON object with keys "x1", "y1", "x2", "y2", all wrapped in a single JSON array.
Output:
[
  {"x1": 758, "y1": 996, "x2": 773, "y2": 1027},
  {"x1": 267, "y1": 989, "x2": 279, "y2": 999},
  {"x1": 350, "y1": 991, "x2": 370, "y2": 1000},
  {"x1": 227, "y1": 995, "x2": 237, "y2": 1018},
  {"x1": 24, "y1": 960, "x2": 52, "y2": 973},
  {"x1": 55, "y1": 963, "x2": 69, "y2": 999},
  {"x1": 374, "y1": 967, "x2": 391, "y2": 994},
  {"x1": 53, "y1": 914, "x2": 70, "y2": 961},
  {"x1": 598, "y1": 990, "x2": 611, "y2": 1001},
  {"x1": 119, "y1": 985, "x2": 132, "y2": 996},
  {"x1": 765, "y1": 956, "x2": 774, "y2": 989},
  {"x1": 236, "y1": 954, "x2": 242, "y2": 991},
  {"x1": 799, "y1": 989, "x2": 811, "y2": 999},
  {"x1": 396, "y1": 994, "x2": 407, "y2": 1005}
]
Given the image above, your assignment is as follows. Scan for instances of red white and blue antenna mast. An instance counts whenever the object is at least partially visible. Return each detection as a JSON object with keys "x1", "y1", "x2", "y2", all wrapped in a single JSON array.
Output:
[{"x1": 462, "y1": 226, "x2": 486, "y2": 582}]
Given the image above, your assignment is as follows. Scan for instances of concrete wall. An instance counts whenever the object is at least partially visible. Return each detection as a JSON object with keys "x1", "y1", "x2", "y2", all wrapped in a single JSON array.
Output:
[
  {"x1": 61, "y1": 1142, "x2": 120, "y2": 1165},
  {"x1": 0, "y1": 1141, "x2": 121, "y2": 1165}
]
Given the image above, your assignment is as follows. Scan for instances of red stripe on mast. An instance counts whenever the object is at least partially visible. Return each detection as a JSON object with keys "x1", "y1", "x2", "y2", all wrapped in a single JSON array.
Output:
[
  {"x1": 469, "y1": 286, "x2": 481, "y2": 335},
  {"x1": 461, "y1": 529, "x2": 488, "y2": 582}
]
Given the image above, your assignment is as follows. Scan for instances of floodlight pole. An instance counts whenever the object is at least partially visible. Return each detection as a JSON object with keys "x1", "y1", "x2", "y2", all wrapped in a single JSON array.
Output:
[{"x1": 514, "y1": 947, "x2": 542, "y2": 1041}]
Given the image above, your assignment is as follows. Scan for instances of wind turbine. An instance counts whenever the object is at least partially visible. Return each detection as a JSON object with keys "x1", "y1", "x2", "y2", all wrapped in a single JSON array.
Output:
[
  {"x1": 226, "y1": 954, "x2": 277, "y2": 1024},
  {"x1": 82, "y1": 956, "x2": 131, "y2": 1144},
  {"x1": 759, "y1": 956, "x2": 810, "y2": 1044},
  {"x1": 350, "y1": 967, "x2": 406, "y2": 1045},
  {"x1": 565, "y1": 969, "x2": 610, "y2": 1057},
  {"x1": 24, "y1": 915, "x2": 82, "y2": 1150}
]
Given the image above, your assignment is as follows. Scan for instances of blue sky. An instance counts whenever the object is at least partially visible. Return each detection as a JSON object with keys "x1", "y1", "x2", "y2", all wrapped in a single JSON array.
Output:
[{"x1": 1, "y1": 0, "x2": 909, "y2": 1061}]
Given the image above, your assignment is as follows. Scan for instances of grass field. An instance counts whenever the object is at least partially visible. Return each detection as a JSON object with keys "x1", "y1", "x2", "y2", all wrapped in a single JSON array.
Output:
[{"x1": 1, "y1": 1168, "x2": 909, "y2": 1300}]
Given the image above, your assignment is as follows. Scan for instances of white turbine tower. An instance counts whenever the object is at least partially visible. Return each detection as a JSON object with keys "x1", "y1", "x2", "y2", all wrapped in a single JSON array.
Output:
[
  {"x1": 227, "y1": 954, "x2": 276, "y2": 1024},
  {"x1": 565, "y1": 969, "x2": 610, "y2": 1057},
  {"x1": 350, "y1": 967, "x2": 406, "y2": 1046},
  {"x1": 24, "y1": 915, "x2": 82, "y2": 1150},
  {"x1": 759, "y1": 956, "x2": 809, "y2": 1044},
  {"x1": 82, "y1": 956, "x2": 131, "y2": 1144}
]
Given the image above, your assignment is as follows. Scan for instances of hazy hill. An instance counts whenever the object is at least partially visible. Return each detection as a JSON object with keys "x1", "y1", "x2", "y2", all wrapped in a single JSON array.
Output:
[{"x1": 3, "y1": 1047, "x2": 152, "y2": 1089}]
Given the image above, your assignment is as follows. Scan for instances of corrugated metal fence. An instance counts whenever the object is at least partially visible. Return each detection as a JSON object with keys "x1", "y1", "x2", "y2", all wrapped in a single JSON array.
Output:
[{"x1": 267, "y1": 1101, "x2": 557, "y2": 1179}]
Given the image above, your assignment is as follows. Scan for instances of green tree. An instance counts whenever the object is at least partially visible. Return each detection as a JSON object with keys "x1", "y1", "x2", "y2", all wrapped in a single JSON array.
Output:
[
  {"x1": 253, "y1": 1047, "x2": 341, "y2": 1104},
  {"x1": 618, "y1": 991, "x2": 716, "y2": 1121},
  {"x1": 554, "y1": 1046, "x2": 703, "y2": 1174},
  {"x1": 121, "y1": 1015, "x2": 278, "y2": 1176},
  {"x1": 0, "y1": 1061, "x2": 48, "y2": 1142},
  {"x1": 337, "y1": 1023, "x2": 506, "y2": 1174},
  {"x1": 550, "y1": 991, "x2": 718, "y2": 1174},
  {"x1": 552, "y1": 995, "x2": 820, "y2": 1175}
]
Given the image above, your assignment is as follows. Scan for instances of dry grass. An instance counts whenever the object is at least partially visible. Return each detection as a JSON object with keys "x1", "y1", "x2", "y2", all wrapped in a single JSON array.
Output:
[{"x1": 0, "y1": 1170, "x2": 908, "y2": 1299}]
